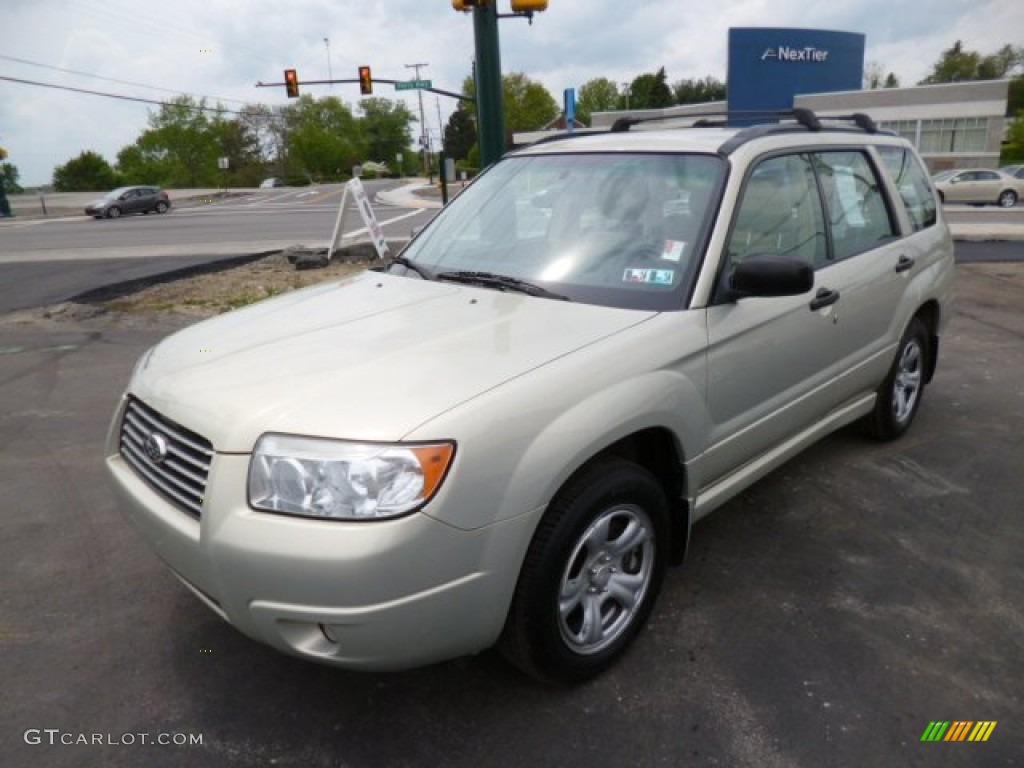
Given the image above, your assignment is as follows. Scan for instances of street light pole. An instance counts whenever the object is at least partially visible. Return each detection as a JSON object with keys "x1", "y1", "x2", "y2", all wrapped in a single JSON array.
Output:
[
  {"x1": 472, "y1": 3, "x2": 505, "y2": 167},
  {"x1": 324, "y1": 38, "x2": 332, "y2": 87},
  {"x1": 406, "y1": 62, "x2": 432, "y2": 180}
]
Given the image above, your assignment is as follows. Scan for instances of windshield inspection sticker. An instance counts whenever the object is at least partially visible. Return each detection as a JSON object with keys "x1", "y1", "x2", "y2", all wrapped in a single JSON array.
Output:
[
  {"x1": 624, "y1": 268, "x2": 674, "y2": 285},
  {"x1": 661, "y1": 239, "x2": 687, "y2": 262}
]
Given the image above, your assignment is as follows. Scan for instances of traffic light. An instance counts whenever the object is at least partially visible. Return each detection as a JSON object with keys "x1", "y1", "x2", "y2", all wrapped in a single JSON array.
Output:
[
  {"x1": 358, "y1": 66, "x2": 372, "y2": 95},
  {"x1": 284, "y1": 69, "x2": 299, "y2": 98},
  {"x1": 510, "y1": 0, "x2": 547, "y2": 10}
]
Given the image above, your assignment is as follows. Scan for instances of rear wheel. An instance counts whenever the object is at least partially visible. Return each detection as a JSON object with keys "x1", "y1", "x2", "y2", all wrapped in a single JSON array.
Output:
[
  {"x1": 499, "y1": 458, "x2": 669, "y2": 683},
  {"x1": 998, "y1": 190, "x2": 1018, "y2": 208},
  {"x1": 106, "y1": 206, "x2": 122, "y2": 219},
  {"x1": 864, "y1": 317, "x2": 929, "y2": 441}
]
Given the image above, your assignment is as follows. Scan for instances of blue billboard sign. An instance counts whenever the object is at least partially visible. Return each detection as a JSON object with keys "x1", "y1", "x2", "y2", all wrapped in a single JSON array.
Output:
[{"x1": 728, "y1": 28, "x2": 865, "y2": 122}]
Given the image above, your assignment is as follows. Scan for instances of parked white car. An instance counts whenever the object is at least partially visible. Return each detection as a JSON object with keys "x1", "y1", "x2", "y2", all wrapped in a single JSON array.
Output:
[
  {"x1": 932, "y1": 168, "x2": 1023, "y2": 207},
  {"x1": 107, "y1": 110, "x2": 954, "y2": 682}
]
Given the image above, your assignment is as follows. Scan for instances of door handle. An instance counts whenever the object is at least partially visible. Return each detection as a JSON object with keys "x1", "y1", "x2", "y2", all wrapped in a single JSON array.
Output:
[
  {"x1": 895, "y1": 255, "x2": 915, "y2": 273},
  {"x1": 809, "y1": 287, "x2": 840, "y2": 311}
]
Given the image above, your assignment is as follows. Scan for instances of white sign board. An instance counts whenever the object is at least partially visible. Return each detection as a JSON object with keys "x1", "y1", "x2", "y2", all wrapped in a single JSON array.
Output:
[
  {"x1": 348, "y1": 178, "x2": 389, "y2": 259},
  {"x1": 217, "y1": 156, "x2": 229, "y2": 170}
]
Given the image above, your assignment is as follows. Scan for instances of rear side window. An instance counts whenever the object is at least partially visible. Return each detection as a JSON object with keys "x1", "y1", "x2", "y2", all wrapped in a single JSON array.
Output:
[
  {"x1": 813, "y1": 151, "x2": 896, "y2": 262},
  {"x1": 877, "y1": 146, "x2": 937, "y2": 232}
]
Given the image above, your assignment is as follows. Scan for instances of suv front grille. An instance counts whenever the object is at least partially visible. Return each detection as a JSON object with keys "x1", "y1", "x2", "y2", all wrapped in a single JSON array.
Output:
[{"x1": 119, "y1": 398, "x2": 213, "y2": 518}]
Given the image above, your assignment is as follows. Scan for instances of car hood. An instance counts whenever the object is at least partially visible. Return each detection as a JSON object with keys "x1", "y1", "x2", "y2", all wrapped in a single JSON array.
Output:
[{"x1": 130, "y1": 271, "x2": 654, "y2": 451}]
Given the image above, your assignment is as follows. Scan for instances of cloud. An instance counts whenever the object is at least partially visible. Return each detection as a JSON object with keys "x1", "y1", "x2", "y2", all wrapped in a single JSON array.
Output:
[{"x1": 2, "y1": 0, "x2": 1020, "y2": 185}]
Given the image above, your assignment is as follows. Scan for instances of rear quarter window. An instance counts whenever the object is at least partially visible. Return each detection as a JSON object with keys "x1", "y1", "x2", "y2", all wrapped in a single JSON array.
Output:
[{"x1": 876, "y1": 146, "x2": 938, "y2": 232}]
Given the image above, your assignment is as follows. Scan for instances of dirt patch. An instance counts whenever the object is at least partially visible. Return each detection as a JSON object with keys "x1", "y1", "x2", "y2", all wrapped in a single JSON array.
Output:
[
  {"x1": 93, "y1": 250, "x2": 369, "y2": 318},
  {"x1": 2, "y1": 243, "x2": 396, "y2": 331}
]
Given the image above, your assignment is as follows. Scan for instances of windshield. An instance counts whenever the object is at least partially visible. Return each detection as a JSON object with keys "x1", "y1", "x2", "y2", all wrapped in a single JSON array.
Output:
[
  {"x1": 931, "y1": 170, "x2": 957, "y2": 182},
  {"x1": 106, "y1": 187, "x2": 131, "y2": 198},
  {"x1": 399, "y1": 152, "x2": 724, "y2": 310}
]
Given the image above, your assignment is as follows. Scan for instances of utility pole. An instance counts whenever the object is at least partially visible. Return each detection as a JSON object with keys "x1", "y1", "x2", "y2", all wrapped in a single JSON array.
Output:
[
  {"x1": 406, "y1": 62, "x2": 431, "y2": 180},
  {"x1": 324, "y1": 38, "x2": 332, "y2": 87}
]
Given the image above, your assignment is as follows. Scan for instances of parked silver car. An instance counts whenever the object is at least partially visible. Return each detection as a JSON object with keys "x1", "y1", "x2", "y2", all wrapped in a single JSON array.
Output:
[{"x1": 106, "y1": 111, "x2": 954, "y2": 682}]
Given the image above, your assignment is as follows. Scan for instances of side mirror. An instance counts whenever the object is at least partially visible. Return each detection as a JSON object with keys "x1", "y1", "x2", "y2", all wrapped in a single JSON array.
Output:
[{"x1": 730, "y1": 255, "x2": 813, "y2": 299}]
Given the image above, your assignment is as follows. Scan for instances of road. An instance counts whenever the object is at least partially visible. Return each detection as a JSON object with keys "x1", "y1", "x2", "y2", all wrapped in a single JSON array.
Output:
[
  {"x1": 0, "y1": 182, "x2": 436, "y2": 262},
  {"x1": 1, "y1": 261, "x2": 1021, "y2": 768},
  {"x1": 0, "y1": 181, "x2": 439, "y2": 313}
]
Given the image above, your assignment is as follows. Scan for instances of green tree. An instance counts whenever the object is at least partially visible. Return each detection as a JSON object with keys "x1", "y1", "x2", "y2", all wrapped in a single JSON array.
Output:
[
  {"x1": 628, "y1": 67, "x2": 674, "y2": 110},
  {"x1": 1002, "y1": 110, "x2": 1024, "y2": 164},
  {"x1": 501, "y1": 72, "x2": 559, "y2": 135},
  {"x1": 920, "y1": 41, "x2": 1023, "y2": 84},
  {"x1": 672, "y1": 75, "x2": 726, "y2": 104},
  {"x1": 53, "y1": 150, "x2": 120, "y2": 191},
  {"x1": 462, "y1": 72, "x2": 559, "y2": 143},
  {"x1": 1009, "y1": 76, "x2": 1024, "y2": 116},
  {"x1": 359, "y1": 98, "x2": 415, "y2": 164},
  {"x1": 209, "y1": 112, "x2": 265, "y2": 186},
  {"x1": 1, "y1": 162, "x2": 24, "y2": 193},
  {"x1": 116, "y1": 96, "x2": 225, "y2": 187},
  {"x1": 576, "y1": 77, "x2": 621, "y2": 125},
  {"x1": 443, "y1": 105, "x2": 476, "y2": 161},
  {"x1": 863, "y1": 62, "x2": 900, "y2": 90},
  {"x1": 283, "y1": 95, "x2": 363, "y2": 180}
]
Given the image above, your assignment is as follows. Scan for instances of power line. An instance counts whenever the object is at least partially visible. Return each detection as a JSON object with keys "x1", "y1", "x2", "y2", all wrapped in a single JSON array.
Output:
[
  {"x1": 0, "y1": 53, "x2": 250, "y2": 105},
  {"x1": 0, "y1": 75, "x2": 249, "y2": 115}
]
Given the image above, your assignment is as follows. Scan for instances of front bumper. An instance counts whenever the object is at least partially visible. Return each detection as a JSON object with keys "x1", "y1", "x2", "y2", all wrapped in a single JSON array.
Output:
[{"x1": 105, "y1": 404, "x2": 542, "y2": 671}]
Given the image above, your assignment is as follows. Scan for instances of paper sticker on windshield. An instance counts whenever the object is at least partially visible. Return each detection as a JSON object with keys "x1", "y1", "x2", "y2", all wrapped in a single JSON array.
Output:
[
  {"x1": 661, "y1": 239, "x2": 687, "y2": 262},
  {"x1": 623, "y1": 268, "x2": 674, "y2": 285}
]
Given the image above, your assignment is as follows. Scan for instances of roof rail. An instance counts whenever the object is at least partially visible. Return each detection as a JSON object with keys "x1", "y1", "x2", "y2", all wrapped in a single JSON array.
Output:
[
  {"x1": 524, "y1": 109, "x2": 885, "y2": 153},
  {"x1": 610, "y1": 108, "x2": 878, "y2": 134}
]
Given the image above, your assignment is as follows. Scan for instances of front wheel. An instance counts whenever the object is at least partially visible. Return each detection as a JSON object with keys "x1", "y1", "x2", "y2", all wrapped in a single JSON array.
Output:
[
  {"x1": 864, "y1": 317, "x2": 929, "y2": 441},
  {"x1": 155, "y1": 201, "x2": 169, "y2": 214},
  {"x1": 106, "y1": 206, "x2": 122, "y2": 219},
  {"x1": 499, "y1": 458, "x2": 669, "y2": 683},
  {"x1": 998, "y1": 190, "x2": 1018, "y2": 208}
]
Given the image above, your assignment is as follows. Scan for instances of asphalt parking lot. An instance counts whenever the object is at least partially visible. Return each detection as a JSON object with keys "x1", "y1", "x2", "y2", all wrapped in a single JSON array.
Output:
[{"x1": 1, "y1": 261, "x2": 1022, "y2": 767}]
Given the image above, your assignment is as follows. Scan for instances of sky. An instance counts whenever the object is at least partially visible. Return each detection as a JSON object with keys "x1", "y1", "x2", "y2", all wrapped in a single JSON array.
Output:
[{"x1": 1, "y1": 0, "x2": 1021, "y2": 186}]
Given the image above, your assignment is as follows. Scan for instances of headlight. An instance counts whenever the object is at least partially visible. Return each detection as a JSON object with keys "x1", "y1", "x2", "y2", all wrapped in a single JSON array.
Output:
[{"x1": 248, "y1": 434, "x2": 455, "y2": 520}]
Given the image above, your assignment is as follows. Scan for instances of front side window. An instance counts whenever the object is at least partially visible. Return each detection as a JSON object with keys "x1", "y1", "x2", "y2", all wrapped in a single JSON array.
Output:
[
  {"x1": 877, "y1": 146, "x2": 938, "y2": 232},
  {"x1": 398, "y1": 152, "x2": 725, "y2": 310},
  {"x1": 813, "y1": 151, "x2": 896, "y2": 261},
  {"x1": 726, "y1": 153, "x2": 827, "y2": 270}
]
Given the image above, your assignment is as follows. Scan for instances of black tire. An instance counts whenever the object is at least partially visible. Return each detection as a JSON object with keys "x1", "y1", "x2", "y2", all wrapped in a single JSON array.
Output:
[
  {"x1": 106, "y1": 206, "x2": 122, "y2": 219},
  {"x1": 997, "y1": 190, "x2": 1017, "y2": 208},
  {"x1": 499, "y1": 458, "x2": 669, "y2": 683},
  {"x1": 155, "y1": 201, "x2": 169, "y2": 214},
  {"x1": 864, "y1": 317, "x2": 929, "y2": 441}
]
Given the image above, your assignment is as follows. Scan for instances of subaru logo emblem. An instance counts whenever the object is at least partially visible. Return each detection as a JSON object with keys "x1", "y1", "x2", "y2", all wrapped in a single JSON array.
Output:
[{"x1": 144, "y1": 432, "x2": 168, "y2": 464}]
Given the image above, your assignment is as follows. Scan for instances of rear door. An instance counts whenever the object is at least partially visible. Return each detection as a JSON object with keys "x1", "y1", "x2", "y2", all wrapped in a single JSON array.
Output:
[{"x1": 808, "y1": 149, "x2": 906, "y2": 402}]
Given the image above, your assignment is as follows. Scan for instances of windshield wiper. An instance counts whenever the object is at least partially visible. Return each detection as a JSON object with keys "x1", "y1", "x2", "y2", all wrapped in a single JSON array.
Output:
[
  {"x1": 435, "y1": 271, "x2": 571, "y2": 301},
  {"x1": 387, "y1": 255, "x2": 434, "y2": 280}
]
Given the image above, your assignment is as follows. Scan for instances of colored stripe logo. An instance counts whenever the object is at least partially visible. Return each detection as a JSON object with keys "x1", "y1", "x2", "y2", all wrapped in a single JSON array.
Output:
[{"x1": 921, "y1": 721, "x2": 997, "y2": 742}]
